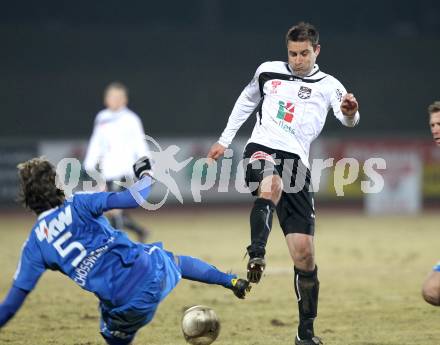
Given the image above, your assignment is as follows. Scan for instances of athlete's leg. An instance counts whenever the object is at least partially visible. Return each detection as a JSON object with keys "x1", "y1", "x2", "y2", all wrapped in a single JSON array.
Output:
[
  {"x1": 177, "y1": 255, "x2": 235, "y2": 287},
  {"x1": 176, "y1": 255, "x2": 250, "y2": 299},
  {"x1": 248, "y1": 175, "x2": 282, "y2": 257},
  {"x1": 279, "y1": 158, "x2": 320, "y2": 345},
  {"x1": 286, "y1": 233, "x2": 319, "y2": 343},
  {"x1": 244, "y1": 146, "x2": 283, "y2": 283},
  {"x1": 99, "y1": 291, "x2": 159, "y2": 345}
]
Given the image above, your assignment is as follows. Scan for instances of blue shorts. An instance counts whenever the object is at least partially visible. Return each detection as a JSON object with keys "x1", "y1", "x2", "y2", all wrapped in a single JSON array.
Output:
[
  {"x1": 433, "y1": 261, "x2": 440, "y2": 272},
  {"x1": 100, "y1": 243, "x2": 182, "y2": 343}
]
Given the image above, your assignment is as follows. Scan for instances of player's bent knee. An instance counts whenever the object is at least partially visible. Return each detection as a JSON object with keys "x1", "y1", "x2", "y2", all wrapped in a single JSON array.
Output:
[
  {"x1": 293, "y1": 249, "x2": 315, "y2": 268},
  {"x1": 259, "y1": 175, "x2": 283, "y2": 203}
]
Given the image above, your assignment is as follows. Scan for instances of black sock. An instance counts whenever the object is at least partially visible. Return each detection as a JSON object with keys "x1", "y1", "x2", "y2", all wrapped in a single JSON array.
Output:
[
  {"x1": 294, "y1": 266, "x2": 319, "y2": 340},
  {"x1": 246, "y1": 198, "x2": 275, "y2": 258}
]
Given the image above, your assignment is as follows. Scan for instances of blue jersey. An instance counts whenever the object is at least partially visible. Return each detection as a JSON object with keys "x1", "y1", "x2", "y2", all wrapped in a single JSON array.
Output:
[{"x1": 13, "y1": 192, "x2": 151, "y2": 307}]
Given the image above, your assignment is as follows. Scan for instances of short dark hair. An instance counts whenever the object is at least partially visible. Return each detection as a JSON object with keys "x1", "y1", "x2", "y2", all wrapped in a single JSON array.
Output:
[
  {"x1": 286, "y1": 22, "x2": 319, "y2": 48},
  {"x1": 17, "y1": 157, "x2": 65, "y2": 214},
  {"x1": 104, "y1": 81, "x2": 129, "y2": 97},
  {"x1": 428, "y1": 101, "x2": 440, "y2": 115}
]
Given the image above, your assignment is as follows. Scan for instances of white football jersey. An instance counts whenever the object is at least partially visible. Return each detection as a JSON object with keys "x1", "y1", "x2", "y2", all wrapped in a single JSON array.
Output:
[
  {"x1": 218, "y1": 61, "x2": 360, "y2": 167},
  {"x1": 84, "y1": 107, "x2": 150, "y2": 180}
]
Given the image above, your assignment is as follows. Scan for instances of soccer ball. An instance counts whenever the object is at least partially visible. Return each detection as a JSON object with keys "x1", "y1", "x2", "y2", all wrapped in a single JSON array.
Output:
[{"x1": 181, "y1": 305, "x2": 220, "y2": 345}]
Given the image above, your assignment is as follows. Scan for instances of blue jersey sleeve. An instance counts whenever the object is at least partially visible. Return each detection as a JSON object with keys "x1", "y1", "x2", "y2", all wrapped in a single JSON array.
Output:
[
  {"x1": 106, "y1": 177, "x2": 153, "y2": 210},
  {"x1": 0, "y1": 286, "x2": 29, "y2": 327},
  {"x1": 73, "y1": 192, "x2": 110, "y2": 217},
  {"x1": 73, "y1": 177, "x2": 152, "y2": 217},
  {"x1": 13, "y1": 238, "x2": 46, "y2": 292}
]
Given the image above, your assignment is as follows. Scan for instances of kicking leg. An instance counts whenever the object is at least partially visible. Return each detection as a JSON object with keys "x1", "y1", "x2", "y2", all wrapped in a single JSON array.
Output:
[
  {"x1": 246, "y1": 174, "x2": 281, "y2": 283},
  {"x1": 286, "y1": 233, "x2": 322, "y2": 345},
  {"x1": 177, "y1": 255, "x2": 251, "y2": 299}
]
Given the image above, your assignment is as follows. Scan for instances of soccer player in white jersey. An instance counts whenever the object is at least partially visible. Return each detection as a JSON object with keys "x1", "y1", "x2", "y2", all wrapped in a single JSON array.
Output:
[
  {"x1": 207, "y1": 22, "x2": 359, "y2": 345},
  {"x1": 421, "y1": 101, "x2": 440, "y2": 306},
  {"x1": 84, "y1": 82, "x2": 150, "y2": 242}
]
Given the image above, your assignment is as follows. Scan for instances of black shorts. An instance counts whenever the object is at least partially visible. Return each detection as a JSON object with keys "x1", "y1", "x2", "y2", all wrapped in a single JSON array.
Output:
[{"x1": 243, "y1": 142, "x2": 315, "y2": 236}]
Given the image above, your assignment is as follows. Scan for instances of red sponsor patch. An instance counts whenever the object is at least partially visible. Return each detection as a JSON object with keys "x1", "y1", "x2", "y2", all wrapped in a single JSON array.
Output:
[
  {"x1": 249, "y1": 151, "x2": 276, "y2": 164},
  {"x1": 284, "y1": 113, "x2": 294, "y2": 123}
]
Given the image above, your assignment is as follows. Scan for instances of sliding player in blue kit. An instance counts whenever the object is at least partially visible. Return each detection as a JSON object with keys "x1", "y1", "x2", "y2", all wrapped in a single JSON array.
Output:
[{"x1": 0, "y1": 157, "x2": 250, "y2": 345}]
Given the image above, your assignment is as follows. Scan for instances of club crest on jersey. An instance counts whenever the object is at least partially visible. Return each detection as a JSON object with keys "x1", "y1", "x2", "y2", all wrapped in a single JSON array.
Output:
[
  {"x1": 298, "y1": 86, "x2": 312, "y2": 99},
  {"x1": 336, "y1": 88, "x2": 343, "y2": 102}
]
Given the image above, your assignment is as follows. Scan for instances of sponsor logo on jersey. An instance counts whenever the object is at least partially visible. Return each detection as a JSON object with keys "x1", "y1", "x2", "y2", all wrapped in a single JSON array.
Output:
[
  {"x1": 276, "y1": 101, "x2": 295, "y2": 123},
  {"x1": 73, "y1": 237, "x2": 114, "y2": 287},
  {"x1": 249, "y1": 151, "x2": 276, "y2": 164},
  {"x1": 35, "y1": 205, "x2": 87, "y2": 268},
  {"x1": 278, "y1": 121, "x2": 295, "y2": 135},
  {"x1": 270, "y1": 80, "x2": 282, "y2": 94},
  {"x1": 298, "y1": 86, "x2": 312, "y2": 99},
  {"x1": 36, "y1": 206, "x2": 72, "y2": 243},
  {"x1": 276, "y1": 101, "x2": 296, "y2": 135}
]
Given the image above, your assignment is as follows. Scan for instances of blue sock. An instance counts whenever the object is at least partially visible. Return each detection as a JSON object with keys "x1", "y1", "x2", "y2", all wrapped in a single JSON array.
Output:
[{"x1": 177, "y1": 255, "x2": 236, "y2": 288}]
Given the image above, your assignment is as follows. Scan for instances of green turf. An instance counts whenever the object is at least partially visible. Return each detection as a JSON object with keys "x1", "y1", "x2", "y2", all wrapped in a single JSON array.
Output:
[{"x1": 1, "y1": 210, "x2": 440, "y2": 345}]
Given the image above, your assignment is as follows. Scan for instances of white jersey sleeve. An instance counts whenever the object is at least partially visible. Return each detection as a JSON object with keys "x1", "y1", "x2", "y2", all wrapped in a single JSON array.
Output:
[
  {"x1": 218, "y1": 64, "x2": 264, "y2": 147},
  {"x1": 131, "y1": 115, "x2": 150, "y2": 159},
  {"x1": 83, "y1": 115, "x2": 103, "y2": 172},
  {"x1": 329, "y1": 77, "x2": 360, "y2": 127}
]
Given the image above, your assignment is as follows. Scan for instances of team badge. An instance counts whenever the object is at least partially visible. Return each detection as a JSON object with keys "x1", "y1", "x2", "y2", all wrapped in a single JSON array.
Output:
[
  {"x1": 298, "y1": 86, "x2": 312, "y2": 99},
  {"x1": 335, "y1": 89, "x2": 343, "y2": 102}
]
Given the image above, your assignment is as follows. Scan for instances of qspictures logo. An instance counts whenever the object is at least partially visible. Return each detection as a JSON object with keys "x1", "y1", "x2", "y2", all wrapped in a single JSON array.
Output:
[{"x1": 55, "y1": 135, "x2": 387, "y2": 210}]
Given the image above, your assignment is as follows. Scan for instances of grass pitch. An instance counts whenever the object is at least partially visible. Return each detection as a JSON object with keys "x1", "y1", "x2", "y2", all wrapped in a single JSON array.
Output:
[{"x1": 1, "y1": 209, "x2": 440, "y2": 345}]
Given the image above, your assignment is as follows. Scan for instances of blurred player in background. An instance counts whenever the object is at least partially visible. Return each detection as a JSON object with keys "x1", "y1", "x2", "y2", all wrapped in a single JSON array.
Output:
[
  {"x1": 0, "y1": 157, "x2": 250, "y2": 345},
  {"x1": 428, "y1": 101, "x2": 440, "y2": 147},
  {"x1": 84, "y1": 82, "x2": 150, "y2": 242},
  {"x1": 207, "y1": 22, "x2": 359, "y2": 345},
  {"x1": 421, "y1": 101, "x2": 440, "y2": 306}
]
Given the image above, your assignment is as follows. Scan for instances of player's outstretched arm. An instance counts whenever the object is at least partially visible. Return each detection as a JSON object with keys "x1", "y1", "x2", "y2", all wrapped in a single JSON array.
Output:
[
  {"x1": 105, "y1": 176, "x2": 153, "y2": 210},
  {"x1": 103, "y1": 156, "x2": 154, "y2": 211},
  {"x1": 0, "y1": 286, "x2": 29, "y2": 328},
  {"x1": 208, "y1": 64, "x2": 264, "y2": 160}
]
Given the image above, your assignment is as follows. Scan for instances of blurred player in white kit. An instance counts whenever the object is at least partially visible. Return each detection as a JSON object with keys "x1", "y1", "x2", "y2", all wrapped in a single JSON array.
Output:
[{"x1": 84, "y1": 82, "x2": 150, "y2": 242}]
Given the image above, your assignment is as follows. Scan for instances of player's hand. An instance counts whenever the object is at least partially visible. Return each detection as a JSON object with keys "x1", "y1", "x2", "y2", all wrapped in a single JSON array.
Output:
[
  {"x1": 133, "y1": 156, "x2": 153, "y2": 179},
  {"x1": 340, "y1": 93, "x2": 358, "y2": 117},
  {"x1": 207, "y1": 142, "x2": 227, "y2": 163}
]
